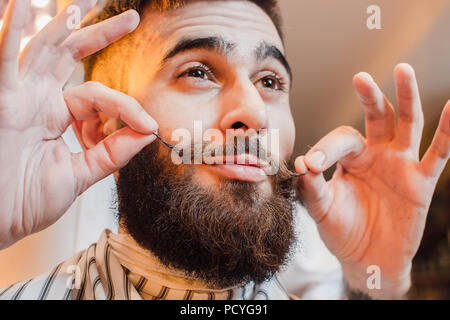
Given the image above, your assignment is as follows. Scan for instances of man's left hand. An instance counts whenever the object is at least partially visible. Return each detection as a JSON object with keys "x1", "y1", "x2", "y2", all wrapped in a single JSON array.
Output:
[{"x1": 294, "y1": 63, "x2": 449, "y2": 299}]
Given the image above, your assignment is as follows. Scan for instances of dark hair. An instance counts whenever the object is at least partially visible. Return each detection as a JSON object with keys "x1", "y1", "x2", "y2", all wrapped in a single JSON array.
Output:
[{"x1": 83, "y1": 0, "x2": 283, "y2": 80}]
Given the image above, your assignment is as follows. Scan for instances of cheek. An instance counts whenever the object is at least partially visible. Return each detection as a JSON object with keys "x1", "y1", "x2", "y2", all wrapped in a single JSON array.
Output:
[
  {"x1": 268, "y1": 106, "x2": 296, "y2": 160},
  {"x1": 137, "y1": 88, "x2": 221, "y2": 143},
  {"x1": 284, "y1": 118, "x2": 296, "y2": 156}
]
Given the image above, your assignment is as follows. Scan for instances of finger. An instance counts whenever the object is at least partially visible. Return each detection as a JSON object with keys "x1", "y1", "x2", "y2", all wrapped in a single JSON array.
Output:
[
  {"x1": 419, "y1": 100, "x2": 450, "y2": 179},
  {"x1": 295, "y1": 156, "x2": 333, "y2": 223},
  {"x1": 0, "y1": 0, "x2": 29, "y2": 87},
  {"x1": 63, "y1": 81, "x2": 158, "y2": 134},
  {"x1": 304, "y1": 126, "x2": 367, "y2": 173},
  {"x1": 36, "y1": 0, "x2": 97, "y2": 46},
  {"x1": 19, "y1": 0, "x2": 97, "y2": 78},
  {"x1": 72, "y1": 127, "x2": 156, "y2": 195},
  {"x1": 353, "y1": 72, "x2": 396, "y2": 144},
  {"x1": 52, "y1": 10, "x2": 140, "y2": 84},
  {"x1": 394, "y1": 63, "x2": 424, "y2": 156}
]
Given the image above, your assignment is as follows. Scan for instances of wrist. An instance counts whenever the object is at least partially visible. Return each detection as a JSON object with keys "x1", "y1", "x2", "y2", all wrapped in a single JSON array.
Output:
[{"x1": 341, "y1": 262, "x2": 412, "y2": 299}]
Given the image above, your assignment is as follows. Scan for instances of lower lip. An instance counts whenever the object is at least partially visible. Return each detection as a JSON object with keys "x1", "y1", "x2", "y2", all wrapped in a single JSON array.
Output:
[{"x1": 207, "y1": 164, "x2": 267, "y2": 183}]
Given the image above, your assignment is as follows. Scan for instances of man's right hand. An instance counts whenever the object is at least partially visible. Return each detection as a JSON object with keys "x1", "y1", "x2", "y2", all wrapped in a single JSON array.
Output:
[{"x1": 0, "y1": 0, "x2": 158, "y2": 249}]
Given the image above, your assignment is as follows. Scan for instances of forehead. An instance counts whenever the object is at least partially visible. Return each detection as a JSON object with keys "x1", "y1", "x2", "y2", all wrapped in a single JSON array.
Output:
[{"x1": 139, "y1": 0, "x2": 284, "y2": 55}]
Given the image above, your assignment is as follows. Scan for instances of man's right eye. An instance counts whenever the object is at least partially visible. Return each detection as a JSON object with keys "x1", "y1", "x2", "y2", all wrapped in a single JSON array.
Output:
[{"x1": 178, "y1": 63, "x2": 214, "y2": 81}]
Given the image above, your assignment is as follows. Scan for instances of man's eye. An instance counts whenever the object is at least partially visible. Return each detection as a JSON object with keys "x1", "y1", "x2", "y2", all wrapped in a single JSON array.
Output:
[
  {"x1": 260, "y1": 76, "x2": 284, "y2": 91},
  {"x1": 187, "y1": 68, "x2": 208, "y2": 79},
  {"x1": 179, "y1": 65, "x2": 213, "y2": 81}
]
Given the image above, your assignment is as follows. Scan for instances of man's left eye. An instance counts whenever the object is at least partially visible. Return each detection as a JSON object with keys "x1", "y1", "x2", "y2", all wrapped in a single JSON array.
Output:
[
  {"x1": 187, "y1": 68, "x2": 208, "y2": 79},
  {"x1": 260, "y1": 76, "x2": 283, "y2": 91}
]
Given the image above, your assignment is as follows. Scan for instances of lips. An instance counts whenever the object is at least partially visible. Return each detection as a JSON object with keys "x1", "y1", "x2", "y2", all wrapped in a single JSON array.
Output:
[{"x1": 203, "y1": 154, "x2": 271, "y2": 183}]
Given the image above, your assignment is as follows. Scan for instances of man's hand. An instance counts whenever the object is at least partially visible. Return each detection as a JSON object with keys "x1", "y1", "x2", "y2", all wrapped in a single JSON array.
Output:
[
  {"x1": 295, "y1": 63, "x2": 449, "y2": 299},
  {"x1": 0, "y1": 0, "x2": 158, "y2": 249}
]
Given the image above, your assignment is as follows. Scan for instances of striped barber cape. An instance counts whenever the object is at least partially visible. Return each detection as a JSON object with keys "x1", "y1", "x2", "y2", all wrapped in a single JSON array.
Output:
[{"x1": 0, "y1": 230, "x2": 292, "y2": 300}]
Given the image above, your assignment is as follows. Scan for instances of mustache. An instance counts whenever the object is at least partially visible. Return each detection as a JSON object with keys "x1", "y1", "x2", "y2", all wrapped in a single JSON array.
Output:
[
  {"x1": 154, "y1": 131, "x2": 267, "y2": 159},
  {"x1": 153, "y1": 132, "x2": 306, "y2": 180},
  {"x1": 170, "y1": 134, "x2": 273, "y2": 166}
]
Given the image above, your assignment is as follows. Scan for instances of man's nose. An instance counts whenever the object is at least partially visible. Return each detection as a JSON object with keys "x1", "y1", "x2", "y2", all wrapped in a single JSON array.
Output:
[{"x1": 219, "y1": 78, "x2": 268, "y2": 133}]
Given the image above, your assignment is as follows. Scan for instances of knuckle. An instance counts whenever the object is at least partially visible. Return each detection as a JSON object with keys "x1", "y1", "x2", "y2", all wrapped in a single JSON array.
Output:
[
  {"x1": 102, "y1": 139, "x2": 120, "y2": 169},
  {"x1": 83, "y1": 81, "x2": 103, "y2": 91},
  {"x1": 101, "y1": 30, "x2": 115, "y2": 48},
  {"x1": 138, "y1": 106, "x2": 149, "y2": 118},
  {"x1": 337, "y1": 125, "x2": 359, "y2": 137},
  {"x1": 398, "y1": 107, "x2": 423, "y2": 123},
  {"x1": 122, "y1": 93, "x2": 139, "y2": 109},
  {"x1": 433, "y1": 140, "x2": 449, "y2": 159},
  {"x1": 64, "y1": 43, "x2": 82, "y2": 62}
]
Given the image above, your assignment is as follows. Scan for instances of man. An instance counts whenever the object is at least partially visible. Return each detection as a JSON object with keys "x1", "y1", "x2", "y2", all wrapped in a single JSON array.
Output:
[{"x1": 0, "y1": 0, "x2": 448, "y2": 300}]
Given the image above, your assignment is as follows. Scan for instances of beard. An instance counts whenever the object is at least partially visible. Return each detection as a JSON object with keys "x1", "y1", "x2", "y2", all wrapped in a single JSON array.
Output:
[{"x1": 116, "y1": 140, "x2": 298, "y2": 288}]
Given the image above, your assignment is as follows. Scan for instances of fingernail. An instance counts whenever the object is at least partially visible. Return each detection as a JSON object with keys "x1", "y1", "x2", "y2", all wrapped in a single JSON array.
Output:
[
  {"x1": 126, "y1": 10, "x2": 141, "y2": 32},
  {"x1": 357, "y1": 72, "x2": 374, "y2": 84},
  {"x1": 144, "y1": 115, "x2": 158, "y2": 132},
  {"x1": 307, "y1": 151, "x2": 325, "y2": 168}
]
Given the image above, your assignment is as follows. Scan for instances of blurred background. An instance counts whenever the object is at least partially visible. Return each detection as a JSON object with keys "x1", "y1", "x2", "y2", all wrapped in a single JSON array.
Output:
[{"x1": 0, "y1": 0, "x2": 448, "y2": 299}]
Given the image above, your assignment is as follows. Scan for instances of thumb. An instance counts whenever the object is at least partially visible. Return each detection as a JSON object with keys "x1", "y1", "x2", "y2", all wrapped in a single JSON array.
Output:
[
  {"x1": 295, "y1": 155, "x2": 334, "y2": 224},
  {"x1": 71, "y1": 126, "x2": 156, "y2": 196}
]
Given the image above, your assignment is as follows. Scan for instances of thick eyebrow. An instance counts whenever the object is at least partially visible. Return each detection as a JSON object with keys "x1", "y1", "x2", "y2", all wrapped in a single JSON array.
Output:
[
  {"x1": 255, "y1": 41, "x2": 292, "y2": 82},
  {"x1": 162, "y1": 36, "x2": 235, "y2": 62},
  {"x1": 162, "y1": 37, "x2": 292, "y2": 82}
]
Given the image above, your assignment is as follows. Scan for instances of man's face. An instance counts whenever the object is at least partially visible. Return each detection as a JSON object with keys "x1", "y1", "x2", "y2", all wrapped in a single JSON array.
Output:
[
  {"x1": 127, "y1": 0, "x2": 295, "y2": 189},
  {"x1": 112, "y1": 0, "x2": 297, "y2": 288}
]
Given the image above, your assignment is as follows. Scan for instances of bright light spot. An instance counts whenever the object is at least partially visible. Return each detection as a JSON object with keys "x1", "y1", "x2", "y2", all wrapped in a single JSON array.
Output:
[
  {"x1": 0, "y1": 20, "x2": 3, "y2": 30},
  {"x1": 35, "y1": 14, "x2": 52, "y2": 31},
  {"x1": 20, "y1": 36, "x2": 33, "y2": 52},
  {"x1": 31, "y1": 0, "x2": 50, "y2": 8}
]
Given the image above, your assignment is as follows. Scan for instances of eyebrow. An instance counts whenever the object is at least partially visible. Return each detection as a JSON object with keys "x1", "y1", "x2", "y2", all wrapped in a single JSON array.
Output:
[
  {"x1": 162, "y1": 36, "x2": 292, "y2": 82},
  {"x1": 255, "y1": 41, "x2": 292, "y2": 81},
  {"x1": 163, "y1": 36, "x2": 235, "y2": 61}
]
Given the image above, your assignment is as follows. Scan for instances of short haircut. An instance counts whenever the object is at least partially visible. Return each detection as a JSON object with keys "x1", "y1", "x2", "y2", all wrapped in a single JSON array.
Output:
[{"x1": 83, "y1": 0, "x2": 283, "y2": 81}]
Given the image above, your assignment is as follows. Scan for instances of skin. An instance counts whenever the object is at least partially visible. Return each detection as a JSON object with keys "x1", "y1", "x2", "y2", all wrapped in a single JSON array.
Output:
[
  {"x1": 86, "y1": 0, "x2": 296, "y2": 196},
  {"x1": 0, "y1": 0, "x2": 448, "y2": 299}
]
